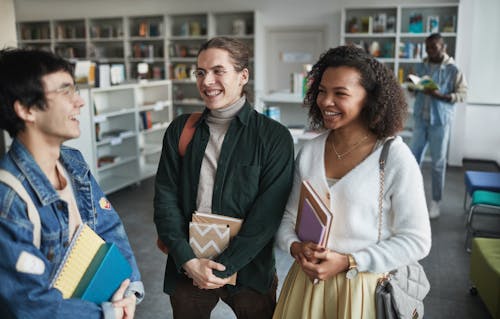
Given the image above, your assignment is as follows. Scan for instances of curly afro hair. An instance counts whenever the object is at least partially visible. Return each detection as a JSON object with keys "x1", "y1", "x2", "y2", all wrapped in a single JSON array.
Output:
[{"x1": 304, "y1": 45, "x2": 407, "y2": 138}]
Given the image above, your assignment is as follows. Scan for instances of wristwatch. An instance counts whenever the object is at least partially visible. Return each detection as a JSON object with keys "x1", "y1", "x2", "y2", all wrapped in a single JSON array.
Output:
[{"x1": 346, "y1": 254, "x2": 359, "y2": 280}]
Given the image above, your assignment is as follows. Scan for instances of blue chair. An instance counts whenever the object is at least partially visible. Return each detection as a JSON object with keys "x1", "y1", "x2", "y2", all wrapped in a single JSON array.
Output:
[{"x1": 464, "y1": 171, "x2": 500, "y2": 210}]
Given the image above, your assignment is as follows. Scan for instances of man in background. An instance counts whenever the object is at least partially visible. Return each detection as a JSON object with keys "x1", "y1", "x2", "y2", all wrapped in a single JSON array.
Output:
[{"x1": 409, "y1": 33, "x2": 467, "y2": 219}]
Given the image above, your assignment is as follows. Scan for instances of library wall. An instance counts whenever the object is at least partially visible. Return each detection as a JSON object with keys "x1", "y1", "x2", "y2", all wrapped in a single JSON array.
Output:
[
  {"x1": 12, "y1": 0, "x2": 498, "y2": 165},
  {"x1": 0, "y1": 0, "x2": 16, "y2": 48}
]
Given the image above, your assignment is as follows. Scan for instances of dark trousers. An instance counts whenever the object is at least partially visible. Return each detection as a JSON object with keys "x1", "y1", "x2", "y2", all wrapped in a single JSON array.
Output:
[{"x1": 170, "y1": 275, "x2": 278, "y2": 319}]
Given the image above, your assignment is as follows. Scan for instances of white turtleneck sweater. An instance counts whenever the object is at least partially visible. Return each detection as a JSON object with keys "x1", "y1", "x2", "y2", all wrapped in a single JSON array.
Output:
[{"x1": 196, "y1": 96, "x2": 246, "y2": 213}]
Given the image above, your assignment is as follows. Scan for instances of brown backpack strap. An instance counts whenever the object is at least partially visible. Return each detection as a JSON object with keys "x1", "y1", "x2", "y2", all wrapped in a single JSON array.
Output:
[
  {"x1": 178, "y1": 112, "x2": 202, "y2": 157},
  {"x1": 157, "y1": 112, "x2": 202, "y2": 255}
]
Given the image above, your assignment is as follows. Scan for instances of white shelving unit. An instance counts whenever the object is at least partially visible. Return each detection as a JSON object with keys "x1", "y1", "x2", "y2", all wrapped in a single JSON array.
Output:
[
  {"x1": 17, "y1": 11, "x2": 258, "y2": 111},
  {"x1": 341, "y1": 4, "x2": 459, "y2": 81},
  {"x1": 85, "y1": 80, "x2": 173, "y2": 194},
  {"x1": 167, "y1": 11, "x2": 257, "y2": 116},
  {"x1": 341, "y1": 3, "x2": 459, "y2": 145}
]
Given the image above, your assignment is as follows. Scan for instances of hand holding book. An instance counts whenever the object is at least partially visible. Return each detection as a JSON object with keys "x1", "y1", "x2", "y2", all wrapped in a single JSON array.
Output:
[{"x1": 407, "y1": 74, "x2": 439, "y2": 91}]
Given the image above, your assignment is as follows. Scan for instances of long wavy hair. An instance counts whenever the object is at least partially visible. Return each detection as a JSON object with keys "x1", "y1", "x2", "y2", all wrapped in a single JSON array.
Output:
[{"x1": 304, "y1": 45, "x2": 407, "y2": 138}]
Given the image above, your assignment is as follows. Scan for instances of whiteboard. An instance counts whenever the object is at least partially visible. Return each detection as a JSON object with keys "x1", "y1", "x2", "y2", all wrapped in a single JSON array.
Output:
[{"x1": 467, "y1": 0, "x2": 500, "y2": 105}]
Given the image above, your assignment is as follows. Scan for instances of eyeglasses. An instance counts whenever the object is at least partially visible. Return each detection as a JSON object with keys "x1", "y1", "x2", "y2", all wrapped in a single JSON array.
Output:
[
  {"x1": 192, "y1": 67, "x2": 236, "y2": 79},
  {"x1": 45, "y1": 84, "x2": 80, "y2": 98}
]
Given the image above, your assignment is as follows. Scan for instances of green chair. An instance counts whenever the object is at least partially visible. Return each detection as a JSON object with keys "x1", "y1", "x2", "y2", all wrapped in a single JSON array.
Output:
[
  {"x1": 465, "y1": 190, "x2": 500, "y2": 251},
  {"x1": 470, "y1": 237, "x2": 500, "y2": 319}
]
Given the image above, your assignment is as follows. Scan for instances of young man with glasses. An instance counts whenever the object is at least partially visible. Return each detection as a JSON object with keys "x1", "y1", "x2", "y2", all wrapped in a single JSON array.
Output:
[
  {"x1": 0, "y1": 48, "x2": 143, "y2": 319},
  {"x1": 154, "y1": 37, "x2": 295, "y2": 319}
]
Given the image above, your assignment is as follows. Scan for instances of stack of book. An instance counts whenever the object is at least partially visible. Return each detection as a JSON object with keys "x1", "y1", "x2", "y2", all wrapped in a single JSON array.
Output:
[
  {"x1": 295, "y1": 181, "x2": 333, "y2": 247},
  {"x1": 189, "y1": 212, "x2": 243, "y2": 285},
  {"x1": 50, "y1": 224, "x2": 132, "y2": 303}
]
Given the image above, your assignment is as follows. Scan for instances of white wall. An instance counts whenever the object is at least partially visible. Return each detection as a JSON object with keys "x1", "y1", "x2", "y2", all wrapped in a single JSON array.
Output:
[
  {"x1": 13, "y1": 0, "x2": 499, "y2": 166},
  {"x1": 0, "y1": 0, "x2": 16, "y2": 48},
  {"x1": 451, "y1": 0, "x2": 500, "y2": 166}
]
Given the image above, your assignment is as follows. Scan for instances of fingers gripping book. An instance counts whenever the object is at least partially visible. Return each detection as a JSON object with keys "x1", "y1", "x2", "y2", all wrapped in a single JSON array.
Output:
[{"x1": 189, "y1": 212, "x2": 243, "y2": 285}]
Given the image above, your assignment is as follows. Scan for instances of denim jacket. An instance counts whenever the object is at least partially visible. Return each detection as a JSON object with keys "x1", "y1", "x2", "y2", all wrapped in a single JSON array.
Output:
[
  {"x1": 413, "y1": 53, "x2": 468, "y2": 126},
  {"x1": 0, "y1": 139, "x2": 143, "y2": 319}
]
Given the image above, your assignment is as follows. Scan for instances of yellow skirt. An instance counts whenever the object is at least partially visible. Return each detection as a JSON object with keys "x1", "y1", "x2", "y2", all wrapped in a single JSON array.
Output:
[{"x1": 273, "y1": 262, "x2": 382, "y2": 319}]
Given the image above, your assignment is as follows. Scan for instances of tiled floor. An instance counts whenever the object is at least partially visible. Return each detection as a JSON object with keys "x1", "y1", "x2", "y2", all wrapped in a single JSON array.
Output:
[{"x1": 109, "y1": 163, "x2": 496, "y2": 319}]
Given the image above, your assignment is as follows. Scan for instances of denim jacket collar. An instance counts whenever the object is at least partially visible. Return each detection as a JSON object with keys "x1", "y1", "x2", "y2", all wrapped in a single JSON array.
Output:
[{"x1": 9, "y1": 139, "x2": 89, "y2": 206}]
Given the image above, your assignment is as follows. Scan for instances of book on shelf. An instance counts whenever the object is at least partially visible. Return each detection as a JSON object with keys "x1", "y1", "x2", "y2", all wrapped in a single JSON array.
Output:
[
  {"x1": 295, "y1": 181, "x2": 333, "y2": 247},
  {"x1": 409, "y1": 13, "x2": 424, "y2": 33},
  {"x1": 373, "y1": 13, "x2": 387, "y2": 33},
  {"x1": 50, "y1": 224, "x2": 132, "y2": 303},
  {"x1": 190, "y1": 211, "x2": 243, "y2": 285},
  {"x1": 407, "y1": 74, "x2": 439, "y2": 91},
  {"x1": 360, "y1": 16, "x2": 373, "y2": 33},
  {"x1": 442, "y1": 16, "x2": 456, "y2": 33},
  {"x1": 427, "y1": 16, "x2": 440, "y2": 33},
  {"x1": 386, "y1": 16, "x2": 396, "y2": 33},
  {"x1": 140, "y1": 111, "x2": 153, "y2": 130}
]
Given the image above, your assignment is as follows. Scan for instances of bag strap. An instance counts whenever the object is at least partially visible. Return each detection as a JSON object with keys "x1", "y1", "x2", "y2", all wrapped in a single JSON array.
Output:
[
  {"x1": 0, "y1": 169, "x2": 41, "y2": 249},
  {"x1": 178, "y1": 112, "x2": 202, "y2": 157},
  {"x1": 377, "y1": 137, "x2": 395, "y2": 243},
  {"x1": 157, "y1": 112, "x2": 203, "y2": 255}
]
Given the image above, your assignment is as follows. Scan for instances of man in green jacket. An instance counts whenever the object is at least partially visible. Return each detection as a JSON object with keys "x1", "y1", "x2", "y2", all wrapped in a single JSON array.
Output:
[{"x1": 154, "y1": 37, "x2": 294, "y2": 319}]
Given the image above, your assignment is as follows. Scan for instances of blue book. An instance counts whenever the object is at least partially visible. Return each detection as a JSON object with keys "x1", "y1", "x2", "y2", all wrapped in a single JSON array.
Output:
[{"x1": 72, "y1": 243, "x2": 132, "y2": 304}]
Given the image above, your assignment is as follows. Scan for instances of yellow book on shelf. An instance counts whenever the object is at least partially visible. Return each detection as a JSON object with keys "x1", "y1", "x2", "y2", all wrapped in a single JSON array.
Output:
[{"x1": 50, "y1": 224, "x2": 105, "y2": 299}]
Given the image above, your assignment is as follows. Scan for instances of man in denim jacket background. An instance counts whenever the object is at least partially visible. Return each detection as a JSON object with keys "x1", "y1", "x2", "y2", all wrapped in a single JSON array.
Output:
[
  {"x1": 409, "y1": 33, "x2": 468, "y2": 219},
  {"x1": 0, "y1": 48, "x2": 143, "y2": 318}
]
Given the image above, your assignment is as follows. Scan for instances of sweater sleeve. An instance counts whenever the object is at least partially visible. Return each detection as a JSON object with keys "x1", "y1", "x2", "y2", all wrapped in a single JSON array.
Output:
[
  {"x1": 275, "y1": 158, "x2": 302, "y2": 254},
  {"x1": 450, "y1": 68, "x2": 468, "y2": 103},
  {"x1": 352, "y1": 142, "x2": 432, "y2": 273}
]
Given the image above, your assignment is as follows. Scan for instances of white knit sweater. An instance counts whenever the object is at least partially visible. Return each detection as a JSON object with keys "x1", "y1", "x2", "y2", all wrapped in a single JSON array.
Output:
[{"x1": 276, "y1": 132, "x2": 431, "y2": 273}]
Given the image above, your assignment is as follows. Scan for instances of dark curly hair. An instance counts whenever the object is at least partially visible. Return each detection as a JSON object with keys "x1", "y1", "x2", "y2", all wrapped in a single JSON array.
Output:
[{"x1": 304, "y1": 45, "x2": 407, "y2": 138}]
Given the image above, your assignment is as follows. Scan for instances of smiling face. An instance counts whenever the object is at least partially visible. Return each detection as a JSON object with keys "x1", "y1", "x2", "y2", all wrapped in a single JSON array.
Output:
[
  {"x1": 195, "y1": 48, "x2": 249, "y2": 110},
  {"x1": 316, "y1": 66, "x2": 367, "y2": 131},
  {"x1": 425, "y1": 37, "x2": 445, "y2": 63},
  {"x1": 29, "y1": 71, "x2": 84, "y2": 145}
]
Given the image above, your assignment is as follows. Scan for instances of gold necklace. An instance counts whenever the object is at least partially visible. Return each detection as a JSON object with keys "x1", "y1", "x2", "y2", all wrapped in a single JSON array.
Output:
[{"x1": 330, "y1": 134, "x2": 369, "y2": 160}]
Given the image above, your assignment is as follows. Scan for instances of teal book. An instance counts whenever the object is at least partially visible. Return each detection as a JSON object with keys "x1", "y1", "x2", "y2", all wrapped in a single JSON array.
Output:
[{"x1": 72, "y1": 242, "x2": 132, "y2": 304}]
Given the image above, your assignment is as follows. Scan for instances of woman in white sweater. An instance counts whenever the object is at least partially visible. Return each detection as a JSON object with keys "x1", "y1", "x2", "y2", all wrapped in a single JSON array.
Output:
[{"x1": 273, "y1": 46, "x2": 431, "y2": 319}]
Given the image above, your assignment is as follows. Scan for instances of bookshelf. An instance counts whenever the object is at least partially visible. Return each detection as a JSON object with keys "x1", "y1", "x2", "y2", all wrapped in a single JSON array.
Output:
[
  {"x1": 73, "y1": 80, "x2": 173, "y2": 194},
  {"x1": 17, "y1": 11, "x2": 258, "y2": 106},
  {"x1": 166, "y1": 11, "x2": 257, "y2": 116},
  {"x1": 166, "y1": 13, "x2": 208, "y2": 116},
  {"x1": 341, "y1": 4, "x2": 459, "y2": 146},
  {"x1": 341, "y1": 4, "x2": 459, "y2": 82},
  {"x1": 128, "y1": 15, "x2": 166, "y2": 81}
]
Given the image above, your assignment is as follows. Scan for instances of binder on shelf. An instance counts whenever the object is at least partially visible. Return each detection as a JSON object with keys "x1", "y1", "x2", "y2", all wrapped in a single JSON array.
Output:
[
  {"x1": 295, "y1": 181, "x2": 333, "y2": 246},
  {"x1": 50, "y1": 224, "x2": 132, "y2": 303}
]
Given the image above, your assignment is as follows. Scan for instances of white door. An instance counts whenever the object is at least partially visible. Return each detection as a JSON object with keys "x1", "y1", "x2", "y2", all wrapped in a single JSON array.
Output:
[{"x1": 265, "y1": 27, "x2": 326, "y2": 93}]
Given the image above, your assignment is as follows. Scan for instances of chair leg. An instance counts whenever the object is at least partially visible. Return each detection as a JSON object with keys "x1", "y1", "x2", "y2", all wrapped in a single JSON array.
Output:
[
  {"x1": 465, "y1": 206, "x2": 477, "y2": 252},
  {"x1": 463, "y1": 189, "x2": 469, "y2": 211}
]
